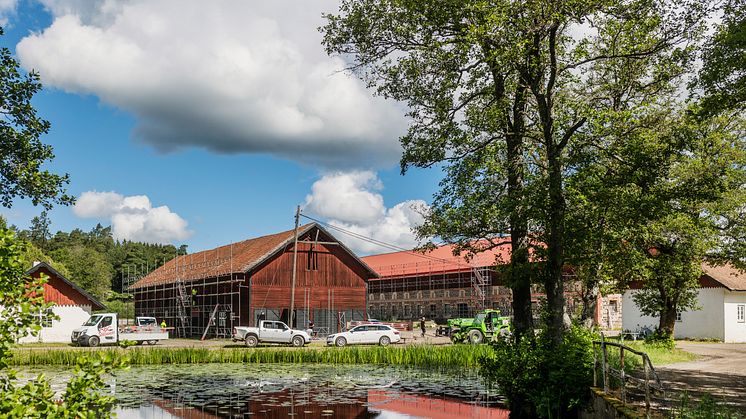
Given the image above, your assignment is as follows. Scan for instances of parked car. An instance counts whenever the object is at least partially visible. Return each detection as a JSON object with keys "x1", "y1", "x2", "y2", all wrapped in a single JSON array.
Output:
[
  {"x1": 233, "y1": 320, "x2": 311, "y2": 347},
  {"x1": 326, "y1": 324, "x2": 401, "y2": 347}
]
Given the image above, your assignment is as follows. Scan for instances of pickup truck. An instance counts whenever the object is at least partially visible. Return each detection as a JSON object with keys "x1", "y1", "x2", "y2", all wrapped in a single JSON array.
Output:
[
  {"x1": 232, "y1": 320, "x2": 311, "y2": 347},
  {"x1": 71, "y1": 313, "x2": 169, "y2": 347}
]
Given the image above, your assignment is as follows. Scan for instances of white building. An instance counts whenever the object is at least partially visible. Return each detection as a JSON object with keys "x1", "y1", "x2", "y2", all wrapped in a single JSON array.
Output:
[
  {"x1": 623, "y1": 263, "x2": 746, "y2": 342},
  {"x1": 18, "y1": 262, "x2": 106, "y2": 343}
]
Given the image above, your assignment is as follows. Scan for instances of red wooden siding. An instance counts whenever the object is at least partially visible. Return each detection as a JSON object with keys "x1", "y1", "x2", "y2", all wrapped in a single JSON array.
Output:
[{"x1": 31, "y1": 266, "x2": 95, "y2": 307}]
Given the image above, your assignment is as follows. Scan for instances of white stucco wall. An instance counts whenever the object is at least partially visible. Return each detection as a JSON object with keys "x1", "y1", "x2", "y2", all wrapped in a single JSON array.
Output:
[
  {"x1": 622, "y1": 288, "x2": 725, "y2": 340},
  {"x1": 723, "y1": 291, "x2": 746, "y2": 343},
  {"x1": 18, "y1": 304, "x2": 93, "y2": 343}
]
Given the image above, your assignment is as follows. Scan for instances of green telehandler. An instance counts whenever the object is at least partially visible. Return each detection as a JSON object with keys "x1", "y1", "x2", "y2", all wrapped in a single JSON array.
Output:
[{"x1": 447, "y1": 309, "x2": 511, "y2": 344}]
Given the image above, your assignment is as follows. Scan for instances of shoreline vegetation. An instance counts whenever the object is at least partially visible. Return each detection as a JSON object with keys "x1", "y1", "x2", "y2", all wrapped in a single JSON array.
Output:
[
  {"x1": 9, "y1": 344, "x2": 493, "y2": 368},
  {"x1": 9, "y1": 340, "x2": 698, "y2": 368}
]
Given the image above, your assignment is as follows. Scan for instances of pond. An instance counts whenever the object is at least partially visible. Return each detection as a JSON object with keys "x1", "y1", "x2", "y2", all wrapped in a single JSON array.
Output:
[{"x1": 19, "y1": 363, "x2": 509, "y2": 418}]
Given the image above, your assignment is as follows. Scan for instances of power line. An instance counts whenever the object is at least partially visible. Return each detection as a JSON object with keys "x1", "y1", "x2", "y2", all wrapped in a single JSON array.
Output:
[{"x1": 300, "y1": 213, "x2": 475, "y2": 268}]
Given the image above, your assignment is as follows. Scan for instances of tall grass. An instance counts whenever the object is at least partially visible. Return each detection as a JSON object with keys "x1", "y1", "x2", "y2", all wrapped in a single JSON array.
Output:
[{"x1": 10, "y1": 345, "x2": 492, "y2": 368}]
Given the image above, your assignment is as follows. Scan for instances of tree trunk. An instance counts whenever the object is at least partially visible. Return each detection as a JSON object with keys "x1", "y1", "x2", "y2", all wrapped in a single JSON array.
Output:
[
  {"x1": 545, "y1": 144, "x2": 567, "y2": 346},
  {"x1": 658, "y1": 303, "x2": 677, "y2": 338},
  {"x1": 506, "y1": 86, "x2": 533, "y2": 340},
  {"x1": 579, "y1": 281, "x2": 600, "y2": 328}
]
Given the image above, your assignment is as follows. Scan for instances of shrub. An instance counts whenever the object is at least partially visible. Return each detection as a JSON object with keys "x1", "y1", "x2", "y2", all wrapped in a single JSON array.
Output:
[
  {"x1": 644, "y1": 328, "x2": 675, "y2": 349},
  {"x1": 480, "y1": 326, "x2": 595, "y2": 418}
]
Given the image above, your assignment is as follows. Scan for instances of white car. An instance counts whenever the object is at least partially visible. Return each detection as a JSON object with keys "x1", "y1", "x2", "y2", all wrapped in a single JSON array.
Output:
[{"x1": 327, "y1": 324, "x2": 401, "y2": 347}]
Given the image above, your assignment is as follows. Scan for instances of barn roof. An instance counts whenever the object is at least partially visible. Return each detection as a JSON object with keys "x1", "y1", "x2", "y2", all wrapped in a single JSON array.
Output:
[
  {"x1": 130, "y1": 222, "x2": 378, "y2": 289},
  {"x1": 702, "y1": 263, "x2": 746, "y2": 291},
  {"x1": 362, "y1": 240, "x2": 515, "y2": 279},
  {"x1": 26, "y1": 262, "x2": 107, "y2": 310}
]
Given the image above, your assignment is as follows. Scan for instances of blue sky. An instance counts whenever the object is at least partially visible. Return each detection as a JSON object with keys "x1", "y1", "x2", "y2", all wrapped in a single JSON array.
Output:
[{"x1": 0, "y1": 1, "x2": 442, "y2": 254}]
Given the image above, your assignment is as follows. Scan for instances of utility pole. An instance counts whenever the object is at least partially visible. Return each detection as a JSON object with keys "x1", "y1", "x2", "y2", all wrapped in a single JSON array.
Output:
[{"x1": 289, "y1": 205, "x2": 301, "y2": 328}]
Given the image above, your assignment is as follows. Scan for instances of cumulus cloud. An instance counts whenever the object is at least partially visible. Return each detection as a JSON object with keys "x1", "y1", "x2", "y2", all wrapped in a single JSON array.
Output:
[
  {"x1": 16, "y1": 0, "x2": 406, "y2": 168},
  {"x1": 304, "y1": 171, "x2": 427, "y2": 254},
  {"x1": 0, "y1": 0, "x2": 18, "y2": 25},
  {"x1": 74, "y1": 191, "x2": 192, "y2": 244}
]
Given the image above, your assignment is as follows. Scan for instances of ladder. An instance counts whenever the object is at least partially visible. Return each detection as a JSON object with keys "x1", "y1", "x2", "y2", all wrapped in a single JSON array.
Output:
[
  {"x1": 175, "y1": 279, "x2": 192, "y2": 337},
  {"x1": 201, "y1": 304, "x2": 220, "y2": 341},
  {"x1": 471, "y1": 268, "x2": 490, "y2": 311}
]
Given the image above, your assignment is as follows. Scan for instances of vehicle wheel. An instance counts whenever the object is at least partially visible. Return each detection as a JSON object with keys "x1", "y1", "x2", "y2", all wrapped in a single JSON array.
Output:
[
  {"x1": 135, "y1": 341, "x2": 143, "y2": 345},
  {"x1": 87, "y1": 336, "x2": 100, "y2": 347},
  {"x1": 467, "y1": 329, "x2": 484, "y2": 345},
  {"x1": 292, "y1": 336, "x2": 304, "y2": 347},
  {"x1": 245, "y1": 335, "x2": 258, "y2": 347},
  {"x1": 379, "y1": 336, "x2": 391, "y2": 346},
  {"x1": 335, "y1": 337, "x2": 347, "y2": 347},
  {"x1": 148, "y1": 340, "x2": 158, "y2": 345}
]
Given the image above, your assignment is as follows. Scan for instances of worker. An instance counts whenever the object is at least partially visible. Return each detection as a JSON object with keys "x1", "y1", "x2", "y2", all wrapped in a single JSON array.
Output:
[
  {"x1": 420, "y1": 316, "x2": 426, "y2": 337},
  {"x1": 160, "y1": 320, "x2": 167, "y2": 329}
]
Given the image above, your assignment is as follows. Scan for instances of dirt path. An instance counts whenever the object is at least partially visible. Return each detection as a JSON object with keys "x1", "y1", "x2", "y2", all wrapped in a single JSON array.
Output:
[{"x1": 656, "y1": 342, "x2": 746, "y2": 411}]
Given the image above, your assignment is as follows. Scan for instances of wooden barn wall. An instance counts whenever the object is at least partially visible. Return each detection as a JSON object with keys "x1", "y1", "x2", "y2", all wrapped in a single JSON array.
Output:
[
  {"x1": 249, "y1": 237, "x2": 369, "y2": 326},
  {"x1": 32, "y1": 266, "x2": 94, "y2": 307}
]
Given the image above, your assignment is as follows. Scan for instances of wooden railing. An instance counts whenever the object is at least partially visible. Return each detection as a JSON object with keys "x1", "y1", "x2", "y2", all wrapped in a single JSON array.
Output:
[{"x1": 593, "y1": 334, "x2": 664, "y2": 417}]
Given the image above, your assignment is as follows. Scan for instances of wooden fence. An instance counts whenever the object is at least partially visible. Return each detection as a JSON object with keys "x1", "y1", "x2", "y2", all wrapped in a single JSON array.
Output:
[{"x1": 593, "y1": 334, "x2": 664, "y2": 417}]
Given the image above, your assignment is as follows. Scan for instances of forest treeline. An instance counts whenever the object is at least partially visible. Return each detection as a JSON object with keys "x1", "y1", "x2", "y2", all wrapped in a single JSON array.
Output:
[{"x1": 1, "y1": 211, "x2": 186, "y2": 314}]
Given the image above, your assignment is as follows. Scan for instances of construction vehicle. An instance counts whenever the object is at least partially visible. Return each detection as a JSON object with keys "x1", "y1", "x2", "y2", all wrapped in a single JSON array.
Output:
[{"x1": 447, "y1": 309, "x2": 510, "y2": 344}]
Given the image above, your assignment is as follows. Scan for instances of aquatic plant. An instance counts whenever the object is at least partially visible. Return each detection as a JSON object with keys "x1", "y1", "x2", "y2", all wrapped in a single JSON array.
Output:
[{"x1": 10, "y1": 344, "x2": 491, "y2": 368}]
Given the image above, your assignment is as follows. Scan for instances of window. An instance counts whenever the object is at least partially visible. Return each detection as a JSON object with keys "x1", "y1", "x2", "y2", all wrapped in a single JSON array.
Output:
[
  {"x1": 39, "y1": 308, "x2": 53, "y2": 328},
  {"x1": 306, "y1": 248, "x2": 318, "y2": 270},
  {"x1": 676, "y1": 312, "x2": 682, "y2": 322},
  {"x1": 429, "y1": 304, "x2": 436, "y2": 315},
  {"x1": 738, "y1": 305, "x2": 745, "y2": 323}
]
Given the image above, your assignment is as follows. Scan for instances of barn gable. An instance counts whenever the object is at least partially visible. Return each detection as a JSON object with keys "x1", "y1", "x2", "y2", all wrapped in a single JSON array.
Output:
[{"x1": 26, "y1": 262, "x2": 106, "y2": 310}]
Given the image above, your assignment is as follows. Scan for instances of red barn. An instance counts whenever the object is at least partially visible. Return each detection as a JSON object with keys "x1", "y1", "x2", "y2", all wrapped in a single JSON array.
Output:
[
  {"x1": 20, "y1": 262, "x2": 106, "y2": 343},
  {"x1": 131, "y1": 223, "x2": 377, "y2": 337}
]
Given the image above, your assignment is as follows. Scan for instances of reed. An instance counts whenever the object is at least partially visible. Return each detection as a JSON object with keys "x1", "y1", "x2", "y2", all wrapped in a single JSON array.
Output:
[{"x1": 10, "y1": 344, "x2": 491, "y2": 368}]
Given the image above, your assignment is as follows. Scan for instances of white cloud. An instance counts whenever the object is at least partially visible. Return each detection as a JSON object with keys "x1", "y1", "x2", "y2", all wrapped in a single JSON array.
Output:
[
  {"x1": 74, "y1": 191, "x2": 191, "y2": 244},
  {"x1": 16, "y1": 0, "x2": 406, "y2": 168},
  {"x1": 304, "y1": 171, "x2": 428, "y2": 254},
  {"x1": 0, "y1": 0, "x2": 18, "y2": 25}
]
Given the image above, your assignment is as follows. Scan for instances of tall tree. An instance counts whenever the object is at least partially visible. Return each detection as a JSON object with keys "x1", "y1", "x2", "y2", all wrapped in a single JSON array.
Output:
[
  {"x1": 570, "y1": 110, "x2": 746, "y2": 338},
  {"x1": 696, "y1": 0, "x2": 745, "y2": 115},
  {"x1": 322, "y1": 0, "x2": 705, "y2": 344},
  {"x1": 27, "y1": 210, "x2": 51, "y2": 251},
  {"x1": 0, "y1": 28, "x2": 72, "y2": 210}
]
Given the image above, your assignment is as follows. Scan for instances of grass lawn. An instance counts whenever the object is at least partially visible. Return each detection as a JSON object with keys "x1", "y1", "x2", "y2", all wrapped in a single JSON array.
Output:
[{"x1": 624, "y1": 341, "x2": 700, "y2": 365}]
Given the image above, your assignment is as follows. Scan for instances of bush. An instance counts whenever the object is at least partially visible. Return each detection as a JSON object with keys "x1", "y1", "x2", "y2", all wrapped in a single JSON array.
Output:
[
  {"x1": 644, "y1": 328, "x2": 675, "y2": 349},
  {"x1": 480, "y1": 326, "x2": 595, "y2": 418}
]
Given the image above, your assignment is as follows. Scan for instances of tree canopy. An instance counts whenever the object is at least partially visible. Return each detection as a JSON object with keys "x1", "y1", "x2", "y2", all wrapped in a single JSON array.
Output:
[{"x1": 0, "y1": 28, "x2": 72, "y2": 210}]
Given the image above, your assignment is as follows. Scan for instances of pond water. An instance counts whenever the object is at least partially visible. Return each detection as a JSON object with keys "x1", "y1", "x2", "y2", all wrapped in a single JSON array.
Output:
[{"x1": 19, "y1": 363, "x2": 509, "y2": 418}]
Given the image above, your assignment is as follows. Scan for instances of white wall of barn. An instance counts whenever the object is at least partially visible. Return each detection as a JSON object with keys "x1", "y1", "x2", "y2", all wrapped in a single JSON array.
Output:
[
  {"x1": 724, "y1": 291, "x2": 746, "y2": 343},
  {"x1": 622, "y1": 288, "x2": 725, "y2": 340},
  {"x1": 18, "y1": 304, "x2": 93, "y2": 343}
]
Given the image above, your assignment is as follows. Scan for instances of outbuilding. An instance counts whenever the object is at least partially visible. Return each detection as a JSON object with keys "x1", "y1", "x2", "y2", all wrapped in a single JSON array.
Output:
[
  {"x1": 131, "y1": 223, "x2": 378, "y2": 338},
  {"x1": 19, "y1": 262, "x2": 106, "y2": 343},
  {"x1": 622, "y1": 263, "x2": 746, "y2": 342}
]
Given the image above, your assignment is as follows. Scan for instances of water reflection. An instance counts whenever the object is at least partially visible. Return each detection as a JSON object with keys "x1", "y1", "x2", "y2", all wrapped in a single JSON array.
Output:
[{"x1": 24, "y1": 363, "x2": 509, "y2": 419}]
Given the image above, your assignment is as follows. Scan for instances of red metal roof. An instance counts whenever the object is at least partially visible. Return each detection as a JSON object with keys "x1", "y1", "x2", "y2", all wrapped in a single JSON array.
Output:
[
  {"x1": 362, "y1": 240, "x2": 514, "y2": 279},
  {"x1": 130, "y1": 223, "x2": 377, "y2": 289}
]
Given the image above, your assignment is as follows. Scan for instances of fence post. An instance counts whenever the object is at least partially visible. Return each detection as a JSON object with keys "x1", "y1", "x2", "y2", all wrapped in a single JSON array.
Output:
[
  {"x1": 602, "y1": 334, "x2": 609, "y2": 393},
  {"x1": 619, "y1": 346, "x2": 627, "y2": 403},
  {"x1": 644, "y1": 355, "x2": 651, "y2": 417},
  {"x1": 593, "y1": 343, "x2": 598, "y2": 387}
]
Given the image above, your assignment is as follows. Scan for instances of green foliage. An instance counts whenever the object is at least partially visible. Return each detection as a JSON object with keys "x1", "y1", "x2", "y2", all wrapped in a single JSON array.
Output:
[
  {"x1": 480, "y1": 326, "x2": 595, "y2": 418},
  {"x1": 0, "y1": 28, "x2": 72, "y2": 210},
  {"x1": 11, "y1": 345, "x2": 491, "y2": 368},
  {"x1": 50, "y1": 245, "x2": 112, "y2": 300},
  {"x1": 0, "y1": 353, "x2": 127, "y2": 418},
  {"x1": 675, "y1": 393, "x2": 743, "y2": 419},
  {"x1": 695, "y1": 0, "x2": 745, "y2": 116},
  {"x1": 0, "y1": 227, "x2": 125, "y2": 418},
  {"x1": 644, "y1": 329, "x2": 676, "y2": 349},
  {"x1": 118, "y1": 340, "x2": 137, "y2": 349}
]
